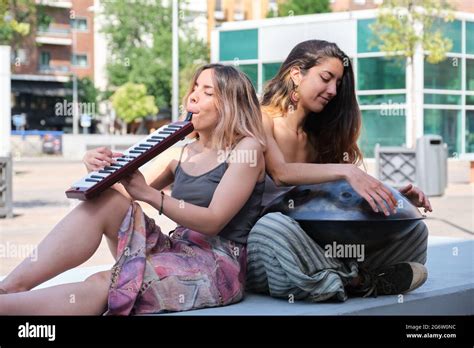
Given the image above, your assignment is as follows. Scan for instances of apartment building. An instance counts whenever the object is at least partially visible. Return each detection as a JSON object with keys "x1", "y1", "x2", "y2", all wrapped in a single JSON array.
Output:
[{"x1": 11, "y1": 0, "x2": 94, "y2": 132}]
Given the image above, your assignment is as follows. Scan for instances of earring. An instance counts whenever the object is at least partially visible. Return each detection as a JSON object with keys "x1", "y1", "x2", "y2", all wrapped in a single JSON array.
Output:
[{"x1": 291, "y1": 85, "x2": 300, "y2": 104}]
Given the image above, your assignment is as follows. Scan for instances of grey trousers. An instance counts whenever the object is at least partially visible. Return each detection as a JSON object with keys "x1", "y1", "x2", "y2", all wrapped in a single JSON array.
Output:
[{"x1": 246, "y1": 212, "x2": 428, "y2": 302}]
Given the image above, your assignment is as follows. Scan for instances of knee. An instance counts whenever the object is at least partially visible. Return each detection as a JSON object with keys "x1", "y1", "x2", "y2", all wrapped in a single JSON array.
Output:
[
  {"x1": 248, "y1": 212, "x2": 301, "y2": 245},
  {"x1": 413, "y1": 221, "x2": 429, "y2": 265},
  {"x1": 99, "y1": 189, "x2": 131, "y2": 208},
  {"x1": 85, "y1": 270, "x2": 112, "y2": 287},
  {"x1": 416, "y1": 221, "x2": 429, "y2": 243},
  {"x1": 250, "y1": 213, "x2": 286, "y2": 237},
  {"x1": 83, "y1": 189, "x2": 132, "y2": 223},
  {"x1": 83, "y1": 189, "x2": 130, "y2": 209}
]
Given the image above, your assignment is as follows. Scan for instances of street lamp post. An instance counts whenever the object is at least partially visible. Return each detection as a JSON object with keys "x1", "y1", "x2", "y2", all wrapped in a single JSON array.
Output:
[
  {"x1": 72, "y1": 73, "x2": 79, "y2": 134},
  {"x1": 72, "y1": 17, "x2": 79, "y2": 134},
  {"x1": 172, "y1": 0, "x2": 179, "y2": 122}
]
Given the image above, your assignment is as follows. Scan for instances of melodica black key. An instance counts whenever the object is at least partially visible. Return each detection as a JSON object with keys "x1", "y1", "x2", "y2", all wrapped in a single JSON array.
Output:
[{"x1": 65, "y1": 113, "x2": 194, "y2": 200}]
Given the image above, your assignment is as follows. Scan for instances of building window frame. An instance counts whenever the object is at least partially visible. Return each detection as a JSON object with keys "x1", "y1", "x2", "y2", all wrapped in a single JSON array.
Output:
[
  {"x1": 39, "y1": 51, "x2": 51, "y2": 70},
  {"x1": 71, "y1": 53, "x2": 89, "y2": 68},
  {"x1": 70, "y1": 17, "x2": 88, "y2": 32}
]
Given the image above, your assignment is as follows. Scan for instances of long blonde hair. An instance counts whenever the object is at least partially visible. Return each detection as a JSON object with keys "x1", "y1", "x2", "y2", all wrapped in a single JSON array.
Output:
[
  {"x1": 182, "y1": 64, "x2": 266, "y2": 150},
  {"x1": 262, "y1": 40, "x2": 363, "y2": 165}
]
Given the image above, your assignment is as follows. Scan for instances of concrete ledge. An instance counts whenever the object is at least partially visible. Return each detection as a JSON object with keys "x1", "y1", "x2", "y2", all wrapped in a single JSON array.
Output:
[
  {"x1": 172, "y1": 237, "x2": 472, "y2": 316},
  {"x1": 1, "y1": 237, "x2": 472, "y2": 315}
]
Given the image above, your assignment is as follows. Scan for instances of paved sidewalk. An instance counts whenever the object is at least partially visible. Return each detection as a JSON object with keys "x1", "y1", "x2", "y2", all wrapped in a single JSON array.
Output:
[{"x1": 1, "y1": 156, "x2": 473, "y2": 277}]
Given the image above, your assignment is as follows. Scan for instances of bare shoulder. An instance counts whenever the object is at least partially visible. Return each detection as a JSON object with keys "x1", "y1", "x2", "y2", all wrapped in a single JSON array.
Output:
[
  {"x1": 234, "y1": 136, "x2": 263, "y2": 153},
  {"x1": 230, "y1": 137, "x2": 265, "y2": 180},
  {"x1": 261, "y1": 111, "x2": 275, "y2": 132}
]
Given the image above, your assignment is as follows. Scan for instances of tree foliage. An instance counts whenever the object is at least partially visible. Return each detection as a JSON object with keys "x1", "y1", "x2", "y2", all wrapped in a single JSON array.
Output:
[
  {"x1": 1, "y1": 0, "x2": 53, "y2": 47},
  {"x1": 111, "y1": 82, "x2": 158, "y2": 124},
  {"x1": 100, "y1": 0, "x2": 208, "y2": 110},
  {"x1": 268, "y1": 0, "x2": 331, "y2": 18},
  {"x1": 370, "y1": 0, "x2": 454, "y2": 64}
]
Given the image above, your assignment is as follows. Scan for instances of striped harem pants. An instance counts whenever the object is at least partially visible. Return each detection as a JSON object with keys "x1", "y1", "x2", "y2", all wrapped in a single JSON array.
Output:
[{"x1": 246, "y1": 212, "x2": 428, "y2": 302}]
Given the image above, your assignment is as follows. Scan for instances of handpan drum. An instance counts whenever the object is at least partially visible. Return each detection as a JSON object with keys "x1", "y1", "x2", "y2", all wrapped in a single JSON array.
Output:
[{"x1": 262, "y1": 180, "x2": 425, "y2": 251}]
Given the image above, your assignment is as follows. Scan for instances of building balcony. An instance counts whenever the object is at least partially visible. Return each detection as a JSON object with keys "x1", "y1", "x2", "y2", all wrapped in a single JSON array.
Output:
[
  {"x1": 36, "y1": 24, "x2": 72, "y2": 45},
  {"x1": 38, "y1": 64, "x2": 71, "y2": 74},
  {"x1": 35, "y1": 0, "x2": 72, "y2": 8},
  {"x1": 37, "y1": 26, "x2": 71, "y2": 36},
  {"x1": 36, "y1": 35, "x2": 72, "y2": 45}
]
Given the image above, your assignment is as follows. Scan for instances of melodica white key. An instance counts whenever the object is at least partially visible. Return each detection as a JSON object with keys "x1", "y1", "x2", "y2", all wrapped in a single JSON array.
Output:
[{"x1": 66, "y1": 112, "x2": 194, "y2": 200}]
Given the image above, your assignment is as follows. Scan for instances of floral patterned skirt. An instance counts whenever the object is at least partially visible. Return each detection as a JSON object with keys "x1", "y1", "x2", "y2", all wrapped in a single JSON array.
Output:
[{"x1": 104, "y1": 202, "x2": 247, "y2": 315}]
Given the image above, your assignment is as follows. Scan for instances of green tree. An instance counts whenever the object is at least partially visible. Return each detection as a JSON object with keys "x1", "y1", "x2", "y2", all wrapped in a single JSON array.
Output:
[
  {"x1": 268, "y1": 0, "x2": 331, "y2": 17},
  {"x1": 111, "y1": 82, "x2": 158, "y2": 125},
  {"x1": 1, "y1": 0, "x2": 52, "y2": 47},
  {"x1": 100, "y1": 0, "x2": 208, "y2": 112},
  {"x1": 0, "y1": 0, "x2": 32, "y2": 45},
  {"x1": 370, "y1": 0, "x2": 454, "y2": 147},
  {"x1": 65, "y1": 77, "x2": 99, "y2": 105}
]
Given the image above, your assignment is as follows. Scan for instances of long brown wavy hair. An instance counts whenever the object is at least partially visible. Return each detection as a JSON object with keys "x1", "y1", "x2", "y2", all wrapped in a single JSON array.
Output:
[{"x1": 261, "y1": 40, "x2": 363, "y2": 165}]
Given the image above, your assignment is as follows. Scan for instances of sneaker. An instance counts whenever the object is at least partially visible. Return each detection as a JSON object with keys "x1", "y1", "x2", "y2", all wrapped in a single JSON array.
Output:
[{"x1": 351, "y1": 262, "x2": 428, "y2": 298}]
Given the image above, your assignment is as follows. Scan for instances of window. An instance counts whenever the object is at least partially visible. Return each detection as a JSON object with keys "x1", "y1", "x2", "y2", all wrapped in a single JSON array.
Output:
[
  {"x1": 424, "y1": 94, "x2": 461, "y2": 105},
  {"x1": 466, "y1": 59, "x2": 474, "y2": 92},
  {"x1": 467, "y1": 22, "x2": 474, "y2": 55},
  {"x1": 357, "y1": 19, "x2": 379, "y2": 53},
  {"x1": 219, "y1": 29, "x2": 258, "y2": 61},
  {"x1": 70, "y1": 18, "x2": 88, "y2": 31},
  {"x1": 237, "y1": 64, "x2": 258, "y2": 89},
  {"x1": 358, "y1": 109, "x2": 406, "y2": 157},
  {"x1": 71, "y1": 54, "x2": 88, "y2": 67},
  {"x1": 424, "y1": 57, "x2": 461, "y2": 90},
  {"x1": 467, "y1": 95, "x2": 474, "y2": 106},
  {"x1": 357, "y1": 94, "x2": 405, "y2": 105},
  {"x1": 427, "y1": 19, "x2": 462, "y2": 53},
  {"x1": 424, "y1": 109, "x2": 461, "y2": 156},
  {"x1": 358, "y1": 57, "x2": 405, "y2": 90},
  {"x1": 263, "y1": 63, "x2": 281, "y2": 84},
  {"x1": 12, "y1": 49, "x2": 28, "y2": 65},
  {"x1": 466, "y1": 111, "x2": 474, "y2": 153},
  {"x1": 39, "y1": 51, "x2": 50, "y2": 67}
]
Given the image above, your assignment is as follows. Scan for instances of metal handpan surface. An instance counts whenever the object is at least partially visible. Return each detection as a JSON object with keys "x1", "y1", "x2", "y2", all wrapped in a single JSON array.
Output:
[{"x1": 262, "y1": 180, "x2": 425, "y2": 250}]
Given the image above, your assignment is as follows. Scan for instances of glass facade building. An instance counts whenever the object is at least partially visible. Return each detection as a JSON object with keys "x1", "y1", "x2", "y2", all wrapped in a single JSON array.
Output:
[{"x1": 211, "y1": 10, "x2": 474, "y2": 159}]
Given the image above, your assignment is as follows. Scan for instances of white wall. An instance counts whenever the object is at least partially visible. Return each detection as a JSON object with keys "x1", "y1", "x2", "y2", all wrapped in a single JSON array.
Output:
[
  {"x1": 0, "y1": 45, "x2": 11, "y2": 157},
  {"x1": 259, "y1": 19, "x2": 357, "y2": 62}
]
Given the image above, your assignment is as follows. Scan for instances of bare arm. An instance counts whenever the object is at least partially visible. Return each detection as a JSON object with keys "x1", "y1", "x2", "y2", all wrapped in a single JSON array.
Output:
[
  {"x1": 124, "y1": 137, "x2": 265, "y2": 235},
  {"x1": 262, "y1": 113, "x2": 398, "y2": 215},
  {"x1": 148, "y1": 160, "x2": 175, "y2": 191}
]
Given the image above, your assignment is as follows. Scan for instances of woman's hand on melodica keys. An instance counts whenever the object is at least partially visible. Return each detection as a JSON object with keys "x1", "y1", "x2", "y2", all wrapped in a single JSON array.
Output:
[{"x1": 83, "y1": 146, "x2": 123, "y2": 173}]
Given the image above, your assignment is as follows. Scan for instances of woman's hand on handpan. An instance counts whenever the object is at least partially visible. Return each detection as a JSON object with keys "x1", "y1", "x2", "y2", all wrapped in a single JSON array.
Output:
[
  {"x1": 344, "y1": 164, "x2": 398, "y2": 216},
  {"x1": 83, "y1": 146, "x2": 123, "y2": 173},
  {"x1": 399, "y1": 184, "x2": 433, "y2": 213}
]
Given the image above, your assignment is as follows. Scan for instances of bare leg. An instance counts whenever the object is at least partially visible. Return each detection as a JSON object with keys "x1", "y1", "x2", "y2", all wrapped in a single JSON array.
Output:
[
  {"x1": 0, "y1": 189, "x2": 131, "y2": 293},
  {"x1": 0, "y1": 271, "x2": 111, "y2": 315}
]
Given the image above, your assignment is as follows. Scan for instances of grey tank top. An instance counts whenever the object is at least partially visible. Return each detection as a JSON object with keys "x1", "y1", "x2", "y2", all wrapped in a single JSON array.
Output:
[
  {"x1": 261, "y1": 174, "x2": 294, "y2": 208},
  {"x1": 171, "y1": 144, "x2": 265, "y2": 244}
]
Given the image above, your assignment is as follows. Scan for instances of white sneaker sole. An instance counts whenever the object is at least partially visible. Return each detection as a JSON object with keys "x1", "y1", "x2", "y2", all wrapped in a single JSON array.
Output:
[{"x1": 406, "y1": 262, "x2": 428, "y2": 293}]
